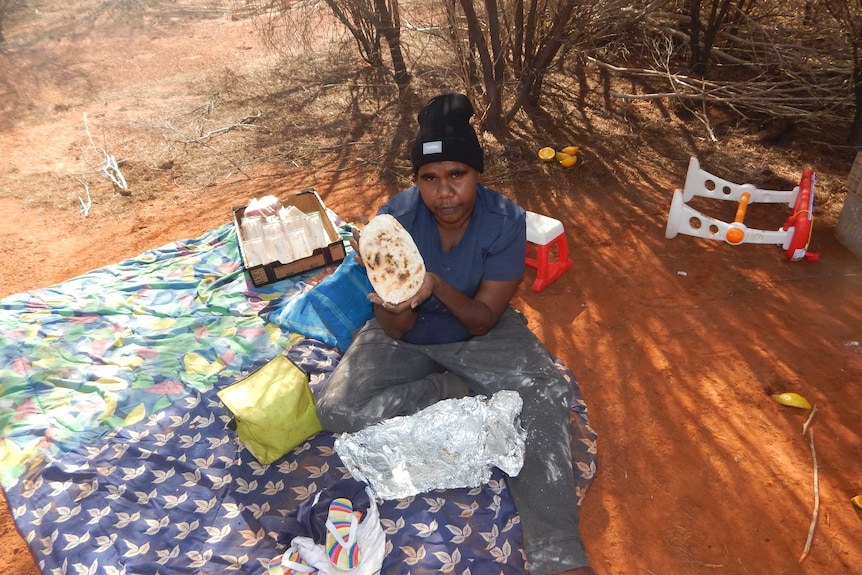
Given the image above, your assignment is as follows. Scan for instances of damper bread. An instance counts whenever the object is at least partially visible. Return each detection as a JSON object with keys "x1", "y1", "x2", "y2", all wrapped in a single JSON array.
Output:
[{"x1": 359, "y1": 214, "x2": 426, "y2": 305}]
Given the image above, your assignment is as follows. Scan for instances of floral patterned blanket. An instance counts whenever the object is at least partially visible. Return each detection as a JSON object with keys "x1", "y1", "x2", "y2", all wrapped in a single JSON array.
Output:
[{"x1": 0, "y1": 221, "x2": 596, "y2": 575}]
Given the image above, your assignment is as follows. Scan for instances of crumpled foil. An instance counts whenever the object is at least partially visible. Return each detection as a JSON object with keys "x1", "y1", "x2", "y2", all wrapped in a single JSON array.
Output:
[{"x1": 334, "y1": 390, "x2": 526, "y2": 500}]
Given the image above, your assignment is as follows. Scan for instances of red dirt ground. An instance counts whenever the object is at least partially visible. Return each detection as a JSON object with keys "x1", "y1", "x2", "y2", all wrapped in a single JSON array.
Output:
[{"x1": 1, "y1": 3, "x2": 861, "y2": 575}]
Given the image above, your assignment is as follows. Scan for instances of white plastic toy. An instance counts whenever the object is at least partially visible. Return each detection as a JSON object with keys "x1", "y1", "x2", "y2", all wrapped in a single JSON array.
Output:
[{"x1": 665, "y1": 157, "x2": 818, "y2": 261}]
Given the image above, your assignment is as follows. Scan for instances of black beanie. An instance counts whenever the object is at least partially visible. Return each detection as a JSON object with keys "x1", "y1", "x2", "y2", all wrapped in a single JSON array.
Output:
[{"x1": 410, "y1": 94, "x2": 484, "y2": 174}]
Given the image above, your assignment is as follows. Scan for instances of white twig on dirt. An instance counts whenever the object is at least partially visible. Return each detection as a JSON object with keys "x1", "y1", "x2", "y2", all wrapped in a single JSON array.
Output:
[
  {"x1": 798, "y1": 424, "x2": 819, "y2": 563},
  {"x1": 102, "y1": 153, "x2": 128, "y2": 192},
  {"x1": 83, "y1": 112, "x2": 131, "y2": 195},
  {"x1": 75, "y1": 178, "x2": 91, "y2": 217},
  {"x1": 802, "y1": 405, "x2": 818, "y2": 436}
]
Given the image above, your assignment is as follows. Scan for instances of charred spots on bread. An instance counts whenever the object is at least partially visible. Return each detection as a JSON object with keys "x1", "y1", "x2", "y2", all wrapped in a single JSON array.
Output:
[{"x1": 359, "y1": 214, "x2": 427, "y2": 305}]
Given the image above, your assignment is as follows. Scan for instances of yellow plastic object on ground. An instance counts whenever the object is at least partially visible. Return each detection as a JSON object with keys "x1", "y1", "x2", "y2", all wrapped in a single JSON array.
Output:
[
  {"x1": 771, "y1": 392, "x2": 812, "y2": 410},
  {"x1": 561, "y1": 146, "x2": 580, "y2": 155},
  {"x1": 851, "y1": 495, "x2": 862, "y2": 509}
]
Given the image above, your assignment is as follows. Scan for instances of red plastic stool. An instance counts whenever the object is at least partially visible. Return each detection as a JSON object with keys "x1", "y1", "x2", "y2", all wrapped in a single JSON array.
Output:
[{"x1": 524, "y1": 211, "x2": 572, "y2": 292}]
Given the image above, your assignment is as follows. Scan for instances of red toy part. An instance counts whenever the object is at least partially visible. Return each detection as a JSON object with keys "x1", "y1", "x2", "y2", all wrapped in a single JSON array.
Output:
[{"x1": 782, "y1": 169, "x2": 819, "y2": 261}]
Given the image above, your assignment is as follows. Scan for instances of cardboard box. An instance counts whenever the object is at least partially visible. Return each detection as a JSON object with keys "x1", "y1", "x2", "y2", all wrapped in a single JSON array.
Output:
[
  {"x1": 847, "y1": 150, "x2": 862, "y2": 197},
  {"x1": 835, "y1": 191, "x2": 862, "y2": 261},
  {"x1": 233, "y1": 188, "x2": 347, "y2": 287}
]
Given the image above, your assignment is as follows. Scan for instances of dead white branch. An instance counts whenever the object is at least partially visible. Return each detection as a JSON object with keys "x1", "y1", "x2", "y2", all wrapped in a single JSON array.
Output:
[
  {"x1": 83, "y1": 112, "x2": 131, "y2": 195},
  {"x1": 101, "y1": 153, "x2": 128, "y2": 192},
  {"x1": 799, "y1": 407, "x2": 820, "y2": 563},
  {"x1": 75, "y1": 177, "x2": 91, "y2": 217},
  {"x1": 802, "y1": 405, "x2": 818, "y2": 436}
]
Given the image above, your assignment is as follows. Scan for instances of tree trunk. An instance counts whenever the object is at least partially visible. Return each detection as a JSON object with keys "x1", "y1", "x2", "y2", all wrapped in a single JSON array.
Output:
[
  {"x1": 688, "y1": 0, "x2": 705, "y2": 76},
  {"x1": 504, "y1": 2, "x2": 575, "y2": 123},
  {"x1": 459, "y1": 0, "x2": 500, "y2": 129},
  {"x1": 688, "y1": 0, "x2": 734, "y2": 77},
  {"x1": 484, "y1": 0, "x2": 505, "y2": 129},
  {"x1": 323, "y1": 0, "x2": 384, "y2": 68},
  {"x1": 513, "y1": 0, "x2": 524, "y2": 77},
  {"x1": 372, "y1": 0, "x2": 410, "y2": 88},
  {"x1": 699, "y1": 0, "x2": 734, "y2": 72}
]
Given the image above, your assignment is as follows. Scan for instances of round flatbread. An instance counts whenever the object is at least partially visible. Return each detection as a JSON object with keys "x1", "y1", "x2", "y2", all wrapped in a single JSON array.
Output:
[{"x1": 359, "y1": 214, "x2": 426, "y2": 305}]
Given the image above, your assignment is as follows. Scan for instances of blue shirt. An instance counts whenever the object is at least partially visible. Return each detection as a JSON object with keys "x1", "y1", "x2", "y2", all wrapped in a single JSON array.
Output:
[{"x1": 378, "y1": 184, "x2": 526, "y2": 344}]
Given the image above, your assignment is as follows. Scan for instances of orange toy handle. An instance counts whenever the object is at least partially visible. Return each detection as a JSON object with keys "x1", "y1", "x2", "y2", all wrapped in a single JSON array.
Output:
[{"x1": 734, "y1": 192, "x2": 751, "y2": 223}]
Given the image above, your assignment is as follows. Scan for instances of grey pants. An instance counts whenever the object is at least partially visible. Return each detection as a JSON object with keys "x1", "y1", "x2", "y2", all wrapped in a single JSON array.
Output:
[{"x1": 316, "y1": 307, "x2": 591, "y2": 574}]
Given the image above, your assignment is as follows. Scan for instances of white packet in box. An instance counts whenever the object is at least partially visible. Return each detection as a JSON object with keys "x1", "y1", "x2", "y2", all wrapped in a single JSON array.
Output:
[
  {"x1": 262, "y1": 217, "x2": 286, "y2": 262},
  {"x1": 278, "y1": 205, "x2": 306, "y2": 221},
  {"x1": 304, "y1": 211, "x2": 329, "y2": 249},
  {"x1": 241, "y1": 216, "x2": 264, "y2": 242},
  {"x1": 288, "y1": 227, "x2": 313, "y2": 259},
  {"x1": 243, "y1": 237, "x2": 267, "y2": 267}
]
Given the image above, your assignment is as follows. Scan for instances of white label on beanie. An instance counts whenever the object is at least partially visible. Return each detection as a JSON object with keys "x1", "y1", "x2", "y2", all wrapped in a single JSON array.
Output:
[{"x1": 423, "y1": 141, "x2": 443, "y2": 155}]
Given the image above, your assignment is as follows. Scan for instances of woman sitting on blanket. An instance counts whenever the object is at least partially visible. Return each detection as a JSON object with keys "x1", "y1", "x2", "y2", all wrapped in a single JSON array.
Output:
[{"x1": 315, "y1": 93, "x2": 597, "y2": 575}]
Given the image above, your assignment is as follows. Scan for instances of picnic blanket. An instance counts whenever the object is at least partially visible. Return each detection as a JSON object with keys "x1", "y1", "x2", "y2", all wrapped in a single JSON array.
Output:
[{"x1": 0, "y1": 217, "x2": 597, "y2": 574}]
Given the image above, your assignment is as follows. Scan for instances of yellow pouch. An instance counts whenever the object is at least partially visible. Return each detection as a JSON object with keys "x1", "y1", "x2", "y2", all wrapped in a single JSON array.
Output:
[{"x1": 218, "y1": 354, "x2": 323, "y2": 464}]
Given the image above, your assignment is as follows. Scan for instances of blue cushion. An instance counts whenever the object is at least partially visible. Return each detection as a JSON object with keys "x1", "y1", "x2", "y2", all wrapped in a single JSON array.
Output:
[{"x1": 262, "y1": 256, "x2": 373, "y2": 352}]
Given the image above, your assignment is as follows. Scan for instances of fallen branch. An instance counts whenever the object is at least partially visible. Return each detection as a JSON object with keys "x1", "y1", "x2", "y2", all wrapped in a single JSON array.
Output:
[
  {"x1": 586, "y1": 8, "x2": 855, "y2": 136},
  {"x1": 799, "y1": 414, "x2": 819, "y2": 563},
  {"x1": 161, "y1": 118, "x2": 256, "y2": 180},
  {"x1": 75, "y1": 178, "x2": 92, "y2": 217},
  {"x1": 802, "y1": 405, "x2": 819, "y2": 436},
  {"x1": 83, "y1": 113, "x2": 131, "y2": 195},
  {"x1": 101, "y1": 153, "x2": 129, "y2": 194},
  {"x1": 164, "y1": 112, "x2": 267, "y2": 145},
  {"x1": 648, "y1": 11, "x2": 844, "y2": 63}
]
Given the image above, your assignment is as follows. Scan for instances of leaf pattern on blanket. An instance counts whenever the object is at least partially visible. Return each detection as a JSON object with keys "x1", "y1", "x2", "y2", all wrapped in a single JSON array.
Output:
[
  {"x1": 0, "y1": 222, "x2": 597, "y2": 575},
  {"x1": 0, "y1": 223, "x2": 320, "y2": 488}
]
